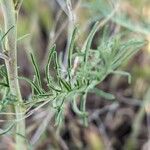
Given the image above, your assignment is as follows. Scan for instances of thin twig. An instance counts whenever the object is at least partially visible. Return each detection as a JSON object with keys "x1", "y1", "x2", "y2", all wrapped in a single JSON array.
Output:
[
  {"x1": 31, "y1": 110, "x2": 54, "y2": 144},
  {"x1": 41, "y1": 0, "x2": 80, "y2": 68}
]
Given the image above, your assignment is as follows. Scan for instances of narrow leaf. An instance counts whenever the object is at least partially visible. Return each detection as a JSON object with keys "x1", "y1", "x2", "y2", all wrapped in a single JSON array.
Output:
[
  {"x1": 0, "y1": 122, "x2": 15, "y2": 135},
  {"x1": 90, "y1": 88, "x2": 115, "y2": 100},
  {"x1": 111, "y1": 70, "x2": 131, "y2": 84},
  {"x1": 30, "y1": 52, "x2": 42, "y2": 91},
  {"x1": 18, "y1": 76, "x2": 42, "y2": 94},
  {"x1": 72, "y1": 96, "x2": 87, "y2": 117},
  {"x1": 83, "y1": 22, "x2": 99, "y2": 64},
  {"x1": 45, "y1": 45, "x2": 56, "y2": 90}
]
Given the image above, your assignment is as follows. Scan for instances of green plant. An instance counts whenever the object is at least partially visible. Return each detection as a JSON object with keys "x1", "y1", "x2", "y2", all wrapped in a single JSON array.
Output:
[{"x1": 0, "y1": 0, "x2": 147, "y2": 149}]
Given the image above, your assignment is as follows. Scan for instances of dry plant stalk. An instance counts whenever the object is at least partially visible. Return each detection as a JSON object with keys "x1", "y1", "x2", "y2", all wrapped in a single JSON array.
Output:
[{"x1": 1, "y1": 0, "x2": 26, "y2": 149}]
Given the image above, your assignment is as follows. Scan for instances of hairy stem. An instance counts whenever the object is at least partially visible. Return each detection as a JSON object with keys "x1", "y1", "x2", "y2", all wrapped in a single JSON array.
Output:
[{"x1": 1, "y1": 0, "x2": 26, "y2": 149}]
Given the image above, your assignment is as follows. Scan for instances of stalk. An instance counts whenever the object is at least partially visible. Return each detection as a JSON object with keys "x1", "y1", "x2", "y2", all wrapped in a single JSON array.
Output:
[{"x1": 1, "y1": 0, "x2": 26, "y2": 149}]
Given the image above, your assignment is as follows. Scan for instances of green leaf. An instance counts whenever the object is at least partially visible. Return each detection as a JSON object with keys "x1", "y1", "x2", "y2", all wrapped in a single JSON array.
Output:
[
  {"x1": 82, "y1": 22, "x2": 99, "y2": 64},
  {"x1": 0, "y1": 65, "x2": 9, "y2": 85},
  {"x1": 0, "y1": 82, "x2": 9, "y2": 87},
  {"x1": 90, "y1": 88, "x2": 115, "y2": 100},
  {"x1": 0, "y1": 26, "x2": 14, "y2": 43},
  {"x1": 30, "y1": 52, "x2": 42, "y2": 92},
  {"x1": 55, "y1": 108, "x2": 64, "y2": 126},
  {"x1": 53, "y1": 51, "x2": 61, "y2": 78},
  {"x1": 67, "y1": 26, "x2": 77, "y2": 70},
  {"x1": 112, "y1": 40, "x2": 144, "y2": 69},
  {"x1": 59, "y1": 78, "x2": 72, "y2": 92},
  {"x1": 111, "y1": 70, "x2": 132, "y2": 84},
  {"x1": 18, "y1": 76, "x2": 42, "y2": 94},
  {"x1": 17, "y1": 33, "x2": 30, "y2": 41},
  {"x1": 45, "y1": 45, "x2": 56, "y2": 90},
  {"x1": 0, "y1": 122, "x2": 15, "y2": 135},
  {"x1": 72, "y1": 95, "x2": 88, "y2": 117}
]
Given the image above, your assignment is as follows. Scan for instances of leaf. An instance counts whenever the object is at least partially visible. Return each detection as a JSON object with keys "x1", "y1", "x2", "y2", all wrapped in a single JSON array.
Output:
[
  {"x1": 55, "y1": 108, "x2": 64, "y2": 126},
  {"x1": 111, "y1": 70, "x2": 132, "y2": 84},
  {"x1": 59, "y1": 78, "x2": 72, "y2": 91},
  {"x1": 30, "y1": 52, "x2": 42, "y2": 92},
  {"x1": 112, "y1": 39, "x2": 144, "y2": 69},
  {"x1": 72, "y1": 95, "x2": 88, "y2": 117},
  {"x1": 0, "y1": 82, "x2": 9, "y2": 87},
  {"x1": 47, "y1": 84, "x2": 62, "y2": 92},
  {"x1": 74, "y1": 79, "x2": 82, "y2": 89},
  {"x1": 67, "y1": 26, "x2": 77, "y2": 70},
  {"x1": 45, "y1": 45, "x2": 56, "y2": 89},
  {"x1": 0, "y1": 26, "x2": 14, "y2": 42},
  {"x1": 0, "y1": 122, "x2": 15, "y2": 135},
  {"x1": 82, "y1": 22, "x2": 99, "y2": 64},
  {"x1": 53, "y1": 51, "x2": 61, "y2": 77},
  {"x1": 18, "y1": 76, "x2": 42, "y2": 94},
  {"x1": 45, "y1": 45, "x2": 62, "y2": 92},
  {"x1": 0, "y1": 65, "x2": 9, "y2": 85},
  {"x1": 17, "y1": 33, "x2": 30, "y2": 41},
  {"x1": 90, "y1": 88, "x2": 115, "y2": 100}
]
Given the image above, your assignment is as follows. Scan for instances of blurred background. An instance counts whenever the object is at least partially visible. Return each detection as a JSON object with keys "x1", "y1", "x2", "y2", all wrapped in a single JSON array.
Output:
[{"x1": 0, "y1": 0, "x2": 150, "y2": 149}]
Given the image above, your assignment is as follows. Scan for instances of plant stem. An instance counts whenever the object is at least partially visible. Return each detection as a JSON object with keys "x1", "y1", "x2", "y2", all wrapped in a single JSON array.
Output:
[{"x1": 1, "y1": 0, "x2": 26, "y2": 149}]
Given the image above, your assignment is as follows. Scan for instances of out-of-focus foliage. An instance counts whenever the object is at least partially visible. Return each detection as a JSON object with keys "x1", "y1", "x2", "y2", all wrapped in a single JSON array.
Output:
[{"x1": 82, "y1": 0, "x2": 150, "y2": 35}]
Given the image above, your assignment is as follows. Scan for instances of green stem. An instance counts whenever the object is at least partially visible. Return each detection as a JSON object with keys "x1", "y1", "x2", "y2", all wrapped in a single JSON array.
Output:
[
  {"x1": 80, "y1": 92, "x2": 88, "y2": 127},
  {"x1": 1, "y1": 0, "x2": 26, "y2": 149}
]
